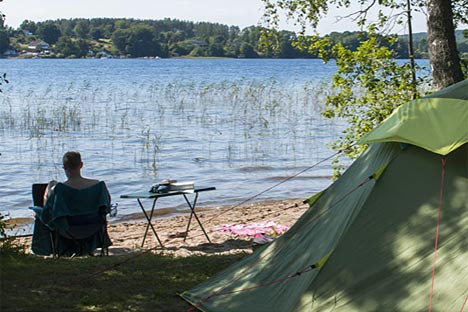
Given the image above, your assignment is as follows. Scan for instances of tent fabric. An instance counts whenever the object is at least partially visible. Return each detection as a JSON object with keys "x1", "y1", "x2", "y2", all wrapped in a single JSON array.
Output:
[
  {"x1": 182, "y1": 80, "x2": 468, "y2": 312},
  {"x1": 424, "y1": 78, "x2": 468, "y2": 100},
  {"x1": 181, "y1": 143, "x2": 401, "y2": 311},
  {"x1": 359, "y1": 98, "x2": 468, "y2": 155},
  {"x1": 300, "y1": 144, "x2": 467, "y2": 311},
  {"x1": 182, "y1": 143, "x2": 468, "y2": 312},
  {"x1": 360, "y1": 79, "x2": 468, "y2": 155}
]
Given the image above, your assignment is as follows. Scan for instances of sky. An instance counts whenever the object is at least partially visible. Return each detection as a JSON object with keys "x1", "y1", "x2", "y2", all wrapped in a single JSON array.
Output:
[{"x1": 0, "y1": 0, "x2": 461, "y2": 36}]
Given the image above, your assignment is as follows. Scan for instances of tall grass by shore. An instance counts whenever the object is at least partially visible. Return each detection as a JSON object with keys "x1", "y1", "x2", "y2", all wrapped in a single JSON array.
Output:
[{"x1": 0, "y1": 79, "x2": 333, "y2": 168}]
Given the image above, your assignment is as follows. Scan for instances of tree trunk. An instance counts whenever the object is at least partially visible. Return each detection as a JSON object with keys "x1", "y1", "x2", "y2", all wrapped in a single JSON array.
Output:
[{"x1": 426, "y1": 0, "x2": 464, "y2": 90}]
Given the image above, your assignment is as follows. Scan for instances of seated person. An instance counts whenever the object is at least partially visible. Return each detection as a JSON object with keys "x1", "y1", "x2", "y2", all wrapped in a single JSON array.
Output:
[{"x1": 32, "y1": 151, "x2": 112, "y2": 256}]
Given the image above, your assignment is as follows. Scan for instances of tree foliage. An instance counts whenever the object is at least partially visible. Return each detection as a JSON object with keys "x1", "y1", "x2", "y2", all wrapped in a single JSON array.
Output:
[
  {"x1": 0, "y1": 213, "x2": 24, "y2": 255},
  {"x1": 0, "y1": 28, "x2": 9, "y2": 54},
  {"x1": 11, "y1": 18, "x2": 312, "y2": 59},
  {"x1": 36, "y1": 23, "x2": 61, "y2": 44},
  {"x1": 3, "y1": 17, "x2": 467, "y2": 60},
  {"x1": 0, "y1": 72, "x2": 8, "y2": 93},
  {"x1": 0, "y1": 0, "x2": 8, "y2": 92},
  {"x1": 261, "y1": 0, "x2": 466, "y2": 177},
  {"x1": 55, "y1": 36, "x2": 89, "y2": 58},
  {"x1": 321, "y1": 35, "x2": 425, "y2": 168}
]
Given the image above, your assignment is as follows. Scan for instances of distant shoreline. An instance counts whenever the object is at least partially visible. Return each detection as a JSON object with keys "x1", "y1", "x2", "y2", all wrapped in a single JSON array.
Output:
[{"x1": 1, "y1": 55, "x2": 432, "y2": 60}]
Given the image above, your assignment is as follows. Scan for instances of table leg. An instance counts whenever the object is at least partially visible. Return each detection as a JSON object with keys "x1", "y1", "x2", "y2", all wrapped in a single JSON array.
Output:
[
  {"x1": 138, "y1": 198, "x2": 164, "y2": 248},
  {"x1": 182, "y1": 193, "x2": 211, "y2": 242}
]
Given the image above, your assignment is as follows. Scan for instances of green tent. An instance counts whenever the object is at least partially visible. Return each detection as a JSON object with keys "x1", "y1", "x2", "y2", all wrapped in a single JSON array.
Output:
[{"x1": 181, "y1": 79, "x2": 468, "y2": 312}]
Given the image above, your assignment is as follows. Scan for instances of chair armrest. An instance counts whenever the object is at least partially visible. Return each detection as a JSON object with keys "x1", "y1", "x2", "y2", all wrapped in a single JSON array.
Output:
[{"x1": 29, "y1": 206, "x2": 44, "y2": 214}]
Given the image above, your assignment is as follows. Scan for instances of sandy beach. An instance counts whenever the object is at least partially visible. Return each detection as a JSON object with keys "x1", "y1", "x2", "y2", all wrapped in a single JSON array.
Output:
[{"x1": 16, "y1": 198, "x2": 309, "y2": 257}]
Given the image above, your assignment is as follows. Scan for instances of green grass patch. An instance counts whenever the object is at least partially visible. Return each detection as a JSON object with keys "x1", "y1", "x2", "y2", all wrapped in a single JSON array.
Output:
[{"x1": 1, "y1": 252, "x2": 245, "y2": 311}]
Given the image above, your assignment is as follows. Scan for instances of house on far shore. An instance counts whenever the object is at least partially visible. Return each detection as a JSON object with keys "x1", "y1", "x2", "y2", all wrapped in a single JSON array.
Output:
[
  {"x1": 96, "y1": 51, "x2": 113, "y2": 59},
  {"x1": 188, "y1": 40, "x2": 208, "y2": 47},
  {"x1": 2, "y1": 48, "x2": 18, "y2": 57},
  {"x1": 27, "y1": 40, "x2": 50, "y2": 52}
]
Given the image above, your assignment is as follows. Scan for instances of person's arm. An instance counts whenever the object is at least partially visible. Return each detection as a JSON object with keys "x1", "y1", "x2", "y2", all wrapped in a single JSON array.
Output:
[
  {"x1": 40, "y1": 186, "x2": 56, "y2": 228},
  {"x1": 43, "y1": 180, "x2": 58, "y2": 205}
]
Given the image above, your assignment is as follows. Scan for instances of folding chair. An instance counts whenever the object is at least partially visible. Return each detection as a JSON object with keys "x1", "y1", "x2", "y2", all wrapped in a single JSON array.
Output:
[
  {"x1": 32, "y1": 183, "x2": 48, "y2": 207},
  {"x1": 31, "y1": 183, "x2": 58, "y2": 256},
  {"x1": 31, "y1": 182, "x2": 111, "y2": 257},
  {"x1": 54, "y1": 207, "x2": 110, "y2": 257}
]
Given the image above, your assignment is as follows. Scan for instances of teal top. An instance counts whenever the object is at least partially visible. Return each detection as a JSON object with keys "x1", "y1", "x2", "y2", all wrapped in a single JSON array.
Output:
[{"x1": 40, "y1": 181, "x2": 111, "y2": 231}]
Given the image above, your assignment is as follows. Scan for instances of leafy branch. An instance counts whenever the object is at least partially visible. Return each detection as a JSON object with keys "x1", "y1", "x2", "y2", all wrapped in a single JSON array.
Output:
[
  {"x1": 0, "y1": 73, "x2": 8, "y2": 93},
  {"x1": 259, "y1": 1, "x2": 437, "y2": 177},
  {"x1": 0, "y1": 1, "x2": 8, "y2": 93}
]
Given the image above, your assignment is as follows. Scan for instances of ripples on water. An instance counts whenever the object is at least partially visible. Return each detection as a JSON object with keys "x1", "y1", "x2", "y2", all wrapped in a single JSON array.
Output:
[{"x1": 1, "y1": 58, "x2": 345, "y2": 225}]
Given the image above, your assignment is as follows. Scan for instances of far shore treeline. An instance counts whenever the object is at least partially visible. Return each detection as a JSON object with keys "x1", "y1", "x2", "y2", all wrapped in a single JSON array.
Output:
[{"x1": 1, "y1": 18, "x2": 468, "y2": 59}]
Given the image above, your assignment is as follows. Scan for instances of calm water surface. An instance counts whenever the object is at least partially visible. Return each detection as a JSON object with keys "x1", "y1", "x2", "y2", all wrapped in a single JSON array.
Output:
[{"x1": 0, "y1": 58, "x2": 428, "y2": 228}]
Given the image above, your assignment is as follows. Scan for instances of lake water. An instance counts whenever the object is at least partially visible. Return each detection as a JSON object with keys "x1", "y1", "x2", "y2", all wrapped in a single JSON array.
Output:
[{"x1": 0, "y1": 58, "x2": 429, "y2": 227}]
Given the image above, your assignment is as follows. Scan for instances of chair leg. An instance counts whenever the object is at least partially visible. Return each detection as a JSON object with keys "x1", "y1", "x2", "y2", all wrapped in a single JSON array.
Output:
[
  {"x1": 49, "y1": 232, "x2": 56, "y2": 258},
  {"x1": 99, "y1": 225, "x2": 110, "y2": 256},
  {"x1": 51, "y1": 225, "x2": 110, "y2": 257},
  {"x1": 53, "y1": 231, "x2": 60, "y2": 258}
]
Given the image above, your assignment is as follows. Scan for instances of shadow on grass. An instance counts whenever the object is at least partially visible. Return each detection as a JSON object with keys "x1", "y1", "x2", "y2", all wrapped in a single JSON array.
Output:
[{"x1": 1, "y1": 251, "x2": 246, "y2": 312}]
